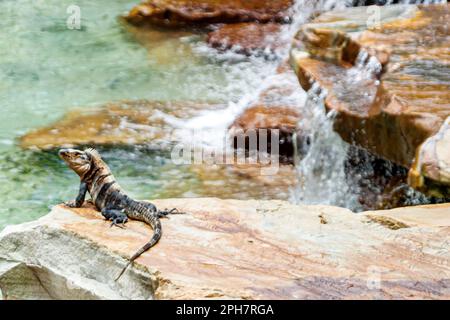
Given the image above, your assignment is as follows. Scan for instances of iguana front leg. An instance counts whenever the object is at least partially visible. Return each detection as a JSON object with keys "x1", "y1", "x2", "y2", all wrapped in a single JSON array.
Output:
[{"x1": 65, "y1": 182, "x2": 88, "y2": 208}]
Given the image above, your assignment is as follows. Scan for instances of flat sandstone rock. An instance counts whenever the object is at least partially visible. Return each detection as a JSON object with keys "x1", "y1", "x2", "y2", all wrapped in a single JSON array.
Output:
[{"x1": 0, "y1": 199, "x2": 449, "y2": 299}]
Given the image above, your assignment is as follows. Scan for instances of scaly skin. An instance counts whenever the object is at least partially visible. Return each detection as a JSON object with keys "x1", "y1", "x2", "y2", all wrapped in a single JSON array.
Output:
[{"x1": 58, "y1": 148, "x2": 182, "y2": 281}]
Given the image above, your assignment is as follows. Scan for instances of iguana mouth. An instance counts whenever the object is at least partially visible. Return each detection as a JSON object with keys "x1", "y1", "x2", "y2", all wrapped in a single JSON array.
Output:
[
  {"x1": 58, "y1": 148, "x2": 79, "y2": 160},
  {"x1": 58, "y1": 148, "x2": 69, "y2": 158}
]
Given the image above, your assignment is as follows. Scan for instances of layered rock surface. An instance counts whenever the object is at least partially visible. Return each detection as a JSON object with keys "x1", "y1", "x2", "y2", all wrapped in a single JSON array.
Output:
[
  {"x1": 125, "y1": 0, "x2": 293, "y2": 27},
  {"x1": 1, "y1": 198, "x2": 449, "y2": 299},
  {"x1": 290, "y1": 4, "x2": 450, "y2": 196},
  {"x1": 19, "y1": 100, "x2": 222, "y2": 150}
]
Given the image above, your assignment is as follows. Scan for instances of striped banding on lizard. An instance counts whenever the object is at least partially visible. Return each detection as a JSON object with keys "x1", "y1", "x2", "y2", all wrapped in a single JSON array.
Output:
[{"x1": 59, "y1": 148, "x2": 183, "y2": 281}]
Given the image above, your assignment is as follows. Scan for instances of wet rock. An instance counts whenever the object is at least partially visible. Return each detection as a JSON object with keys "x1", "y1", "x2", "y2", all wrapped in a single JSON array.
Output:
[
  {"x1": 230, "y1": 105, "x2": 301, "y2": 162},
  {"x1": 125, "y1": 0, "x2": 293, "y2": 27},
  {"x1": 345, "y1": 146, "x2": 411, "y2": 211},
  {"x1": 409, "y1": 117, "x2": 450, "y2": 198},
  {"x1": 207, "y1": 23, "x2": 282, "y2": 55},
  {"x1": 19, "y1": 100, "x2": 222, "y2": 150},
  {"x1": 231, "y1": 105, "x2": 300, "y2": 135},
  {"x1": 229, "y1": 64, "x2": 306, "y2": 163},
  {"x1": 290, "y1": 4, "x2": 450, "y2": 196},
  {"x1": 1, "y1": 199, "x2": 449, "y2": 299},
  {"x1": 344, "y1": 145, "x2": 447, "y2": 211}
]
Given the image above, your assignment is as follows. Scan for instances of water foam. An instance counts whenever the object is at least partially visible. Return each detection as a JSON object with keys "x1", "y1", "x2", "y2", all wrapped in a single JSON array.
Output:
[{"x1": 178, "y1": 0, "x2": 443, "y2": 209}]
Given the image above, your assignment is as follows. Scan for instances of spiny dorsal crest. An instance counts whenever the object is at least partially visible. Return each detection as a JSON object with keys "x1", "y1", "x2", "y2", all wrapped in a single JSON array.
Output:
[
  {"x1": 84, "y1": 148, "x2": 101, "y2": 158},
  {"x1": 84, "y1": 148, "x2": 112, "y2": 173},
  {"x1": 84, "y1": 148, "x2": 101, "y2": 160}
]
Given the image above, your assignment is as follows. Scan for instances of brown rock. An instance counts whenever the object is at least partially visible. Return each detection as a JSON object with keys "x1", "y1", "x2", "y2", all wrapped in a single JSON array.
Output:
[
  {"x1": 409, "y1": 117, "x2": 450, "y2": 198},
  {"x1": 231, "y1": 105, "x2": 299, "y2": 133},
  {"x1": 19, "y1": 100, "x2": 222, "y2": 150},
  {"x1": 229, "y1": 104, "x2": 302, "y2": 162},
  {"x1": 125, "y1": 0, "x2": 293, "y2": 27},
  {"x1": 229, "y1": 64, "x2": 305, "y2": 162},
  {"x1": 1, "y1": 199, "x2": 449, "y2": 299},
  {"x1": 365, "y1": 203, "x2": 450, "y2": 228},
  {"x1": 207, "y1": 22, "x2": 283, "y2": 55},
  {"x1": 290, "y1": 4, "x2": 450, "y2": 196}
]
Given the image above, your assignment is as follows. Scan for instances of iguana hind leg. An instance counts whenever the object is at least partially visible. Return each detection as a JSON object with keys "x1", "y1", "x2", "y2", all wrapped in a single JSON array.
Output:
[
  {"x1": 139, "y1": 201, "x2": 182, "y2": 219},
  {"x1": 101, "y1": 208, "x2": 128, "y2": 228}
]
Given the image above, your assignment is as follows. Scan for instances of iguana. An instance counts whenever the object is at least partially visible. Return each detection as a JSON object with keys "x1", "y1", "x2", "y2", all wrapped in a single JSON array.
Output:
[{"x1": 58, "y1": 147, "x2": 182, "y2": 281}]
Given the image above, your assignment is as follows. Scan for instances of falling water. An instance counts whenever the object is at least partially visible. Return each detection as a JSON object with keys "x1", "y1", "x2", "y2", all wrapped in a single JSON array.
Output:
[
  {"x1": 291, "y1": 0, "x2": 446, "y2": 210},
  {"x1": 292, "y1": 83, "x2": 362, "y2": 208},
  {"x1": 180, "y1": 0, "x2": 446, "y2": 210},
  {"x1": 169, "y1": 0, "x2": 357, "y2": 208},
  {"x1": 182, "y1": 0, "x2": 351, "y2": 142}
]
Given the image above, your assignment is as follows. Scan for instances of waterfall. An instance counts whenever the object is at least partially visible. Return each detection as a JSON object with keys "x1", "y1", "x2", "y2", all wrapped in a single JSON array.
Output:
[
  {"x1": 291, "y1": 82, "x2": 362, "y2": 209},
  {"x1": 182, "y1": 0, "x2": 443, "y2": 209},
  {"x1": 290, "y1": 0, "x2": 445, "y2": 209},
  {"x1": 182, "y1": 0, "x2": 350, "y2": 147}
]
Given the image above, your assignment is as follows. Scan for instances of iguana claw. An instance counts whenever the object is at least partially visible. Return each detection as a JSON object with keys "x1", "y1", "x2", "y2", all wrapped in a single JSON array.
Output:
[
  {"x1": 110, "y1": 220, "x2": 126, "y2": 229},
  {"x1": 64, "y1": 201, "x2": 77, "y2": 208},
  {"x1": 157, "y1": 208, "x2": 184, "y2": 218}
]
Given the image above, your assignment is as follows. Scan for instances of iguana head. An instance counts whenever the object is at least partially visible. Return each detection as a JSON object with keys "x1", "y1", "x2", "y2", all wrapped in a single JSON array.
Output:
[{"x1": 58, "y1": 148, "x2": 102, "y2": 177}]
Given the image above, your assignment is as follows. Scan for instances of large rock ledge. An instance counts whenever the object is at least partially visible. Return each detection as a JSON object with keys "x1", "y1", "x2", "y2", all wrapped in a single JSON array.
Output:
[
  {"x1": 290, "y1": 4, "x2": 450, "y2": 196},
  {"x1": 0, "y1": 199, "x2": 449, "y2": 299}
]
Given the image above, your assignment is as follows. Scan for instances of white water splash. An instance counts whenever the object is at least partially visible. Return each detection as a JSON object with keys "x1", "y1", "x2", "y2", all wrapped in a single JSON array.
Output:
[
  {"x1": 179, "y1": 0, "x2": 349, "y2": 147},
  {"x1": 291, "y1": 82, "x2": 361, "y2": 209},
  {"x1": 176, "y1": 0, "x2": 443, "y2": 209},
  {"x1": 175, "y1": 0, "x2": 371, "y2": 209},
  {"x1": 355, "y1": 49, "x2": 382, "y2": 76}
]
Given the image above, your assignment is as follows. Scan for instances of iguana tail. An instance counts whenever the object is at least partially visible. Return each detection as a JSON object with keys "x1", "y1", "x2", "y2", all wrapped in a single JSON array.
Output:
[{"x1": 115, "y1": 207, "x2": 162, "y2": 281}]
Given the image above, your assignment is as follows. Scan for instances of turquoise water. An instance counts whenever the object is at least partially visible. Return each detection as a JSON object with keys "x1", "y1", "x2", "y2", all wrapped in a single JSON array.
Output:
[
  {"x1": 1, "y1": 0, "x2": 437, "y2": 230},
  {"x1": 0, "y1": 0, "x2": 230, "y2": 144},
  {"x1": 0, "y1": 0, "x2": 277, "y2": 230}
]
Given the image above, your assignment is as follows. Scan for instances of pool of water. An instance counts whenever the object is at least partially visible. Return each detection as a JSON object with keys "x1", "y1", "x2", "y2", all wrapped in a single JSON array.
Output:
[
  {"x1": 1, "y1": 0, "x2": 439, "y2": 230},
  {"x1": 0, "y1": 0, "x2": 289, "y2": 230}
]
